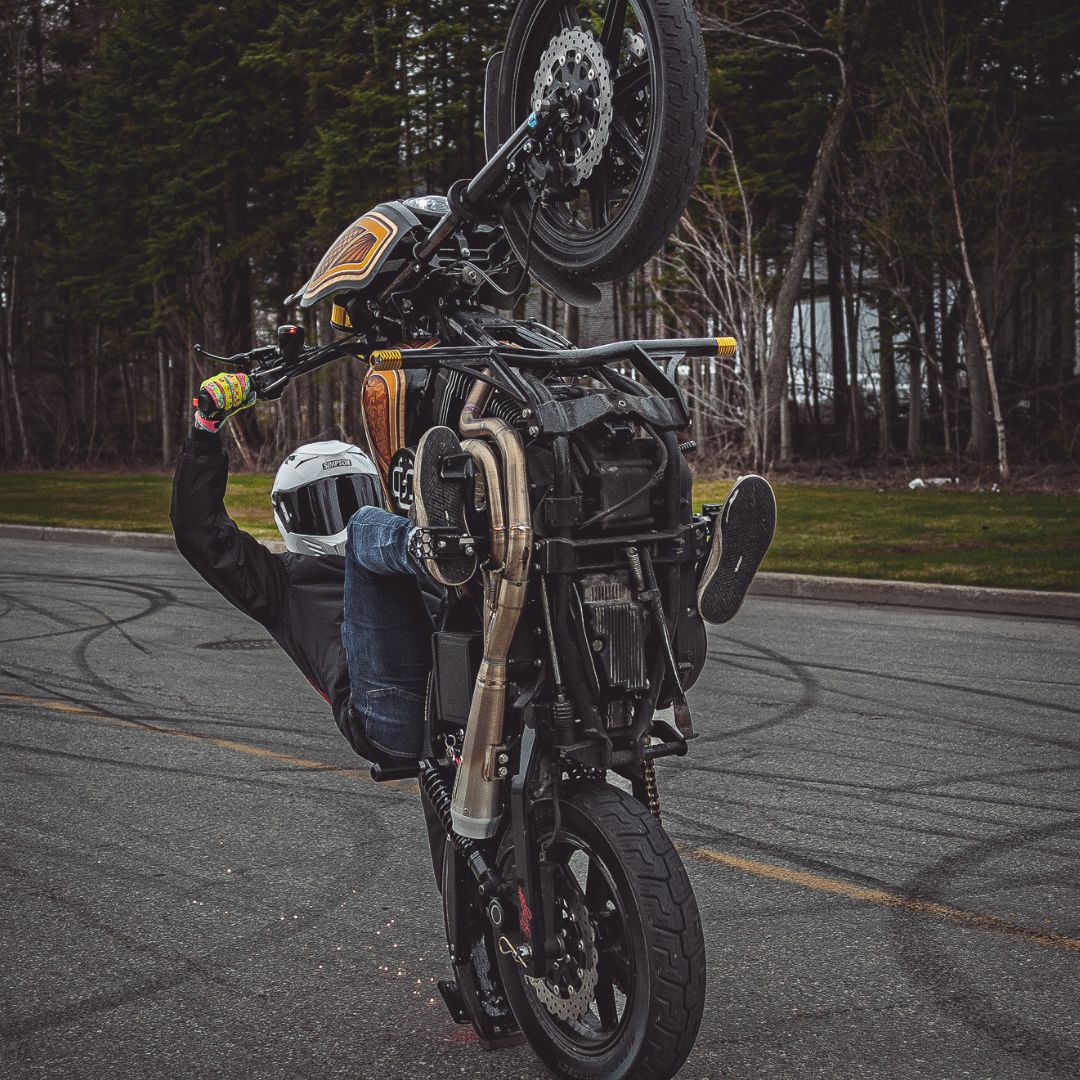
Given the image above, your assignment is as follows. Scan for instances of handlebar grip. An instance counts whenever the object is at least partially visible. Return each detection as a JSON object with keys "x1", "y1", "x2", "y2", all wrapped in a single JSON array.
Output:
[{"x1": 196, "y1": 372, "x2": 252, "y2": 418}]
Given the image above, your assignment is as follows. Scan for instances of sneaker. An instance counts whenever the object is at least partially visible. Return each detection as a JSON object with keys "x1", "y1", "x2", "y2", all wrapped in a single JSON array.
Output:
[
  {"x1": 410, "y1": 426, "x2": 478, "y2": 587},
  {"x1": 697, "y1": 475, "x2": 776, "y2": 625}
]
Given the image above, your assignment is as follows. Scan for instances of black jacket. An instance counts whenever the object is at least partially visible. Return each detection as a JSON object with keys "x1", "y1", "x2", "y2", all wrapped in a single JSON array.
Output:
[{"x1": 170, "y1": 427, "x2": 365, "y2": 755}]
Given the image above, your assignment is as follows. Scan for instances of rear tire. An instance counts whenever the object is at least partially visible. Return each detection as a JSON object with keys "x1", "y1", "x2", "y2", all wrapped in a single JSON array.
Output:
[
  {"x1": 496, "y1": 0, "x2": 707, "y2": 286},
  {"x1": 497, "y1": 781, "x2": 706, "y2": 1080}
]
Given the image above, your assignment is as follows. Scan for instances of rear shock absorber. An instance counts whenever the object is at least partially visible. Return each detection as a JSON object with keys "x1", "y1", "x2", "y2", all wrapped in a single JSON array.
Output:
[{"x1": 418, "y1": 760, "x2": 502, "y2": 895}]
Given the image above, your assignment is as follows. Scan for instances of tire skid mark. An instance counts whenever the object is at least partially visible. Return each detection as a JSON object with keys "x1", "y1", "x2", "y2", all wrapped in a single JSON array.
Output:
[
  {"x1": 890, "y1": 818, "x2": 1080, "y2": 1072},
  {"x1": 664, "y1": 788, "x2": 995, "y2": 859},
  {"x1": 0, "y1": 737, "x2": 366, "y2": 798},
  {"x1": 1, "y1": 662, "x2": 136, "y2": 710},
  {"x1": 679, "y1": 843, "x2": 1080, "y2": 954},
  {"x1": 0, "y1": 691, "x2": 416, "y2": 794},
  {"x1": 674, "y1": 759, "x2": 1080, "y2": 818},
  {"x1": 3, "y1": 577, "x2": 159, "y2": 654},
  {"x1": 708, "y1": 646, "x2": 1080, "y2": 756},
  {"x1": 695, "y1": 635, "x2": 820, "y2": 743},
  {"x1": 0, "y1": 663, "x2": 326, "y2": 742},
  {"x1": 9, "y1": 691, "x2": 1077, "y2": 962},
  {"x1": 2, "y1": 573, "x2": 193, "y2": 714},
  {"x1": 709, "y1": 645, "x2": 1080, "y2": 719},
  {"x1": 0, "y1": 869, "x2": 372, "y2": 1044}
]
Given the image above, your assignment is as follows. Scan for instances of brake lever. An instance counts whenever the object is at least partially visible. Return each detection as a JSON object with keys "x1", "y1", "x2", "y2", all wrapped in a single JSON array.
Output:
[
  {"x1": 193, "y1": 343, "x2": 278, "y2": 369},
  {"x1": 192, "y1": 344, "x2": 232, "y2": 364}
]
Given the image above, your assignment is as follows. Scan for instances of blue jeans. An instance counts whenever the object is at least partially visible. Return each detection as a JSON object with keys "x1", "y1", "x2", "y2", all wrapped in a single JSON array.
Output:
[{"x1": 342, "y1": 506, "x2": 432, "y2": 758}]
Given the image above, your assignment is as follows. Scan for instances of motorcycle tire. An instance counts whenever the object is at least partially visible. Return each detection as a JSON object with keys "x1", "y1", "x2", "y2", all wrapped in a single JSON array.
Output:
[
  {"x1": 496, "y1": 780, "x2": 706, "y2": 1080},
  {"x1": 495, "y1": 0, "x2": 707, "y2": 287}
]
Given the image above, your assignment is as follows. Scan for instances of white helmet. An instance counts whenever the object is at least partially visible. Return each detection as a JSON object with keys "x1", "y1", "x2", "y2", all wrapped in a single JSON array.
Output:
[{"x1": 271, "y1": 440, "x2": 382, "y2": 556}]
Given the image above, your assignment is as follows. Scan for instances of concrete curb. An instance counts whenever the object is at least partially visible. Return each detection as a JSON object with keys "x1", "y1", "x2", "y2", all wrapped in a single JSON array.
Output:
[
  {"x1": 3, "y1": 522, "x2": 1076, "y2": 621},
  {"x1": 0, "y1": 522, "x2": 181, "y2": 552},
  {"x1": 750, "y1": 572, "x2": 1079, "y2": 622},
  {"x1": 0, "y1": 522, "x2": 290, "y2": 555}
]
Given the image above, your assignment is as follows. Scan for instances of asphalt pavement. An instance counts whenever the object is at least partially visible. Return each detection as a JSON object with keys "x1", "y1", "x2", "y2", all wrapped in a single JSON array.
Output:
[{"x1": 1, "y1": 537, "x2": 1078, "y2": 1079}]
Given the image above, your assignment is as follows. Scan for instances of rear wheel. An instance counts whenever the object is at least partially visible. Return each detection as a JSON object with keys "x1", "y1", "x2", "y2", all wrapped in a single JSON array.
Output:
[
  {"x1": 497, "y1": 781, "x2": 706, "y2": 1080},
  {"x1": 496, "y1": 0, "x2": 707, "y2": 286}
]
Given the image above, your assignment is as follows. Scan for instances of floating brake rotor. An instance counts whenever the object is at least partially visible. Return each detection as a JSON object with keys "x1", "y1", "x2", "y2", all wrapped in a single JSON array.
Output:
[
  {"x1": 525, "y1": 885, "x2": 599, "y2": 1023},
  {"x1": 531, "y1": 27, "x2": 613, "y2": 186}
]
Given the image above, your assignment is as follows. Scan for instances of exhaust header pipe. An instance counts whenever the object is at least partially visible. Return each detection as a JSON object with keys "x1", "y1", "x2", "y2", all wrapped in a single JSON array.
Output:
[{"x1": 450, "y1": 376, "x2": 533, "y2": 839}]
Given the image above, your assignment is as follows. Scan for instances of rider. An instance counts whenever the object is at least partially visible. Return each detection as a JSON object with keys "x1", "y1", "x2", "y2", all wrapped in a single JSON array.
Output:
[{"x1": 170, "y1": 370, "x2": 776, "y2": 768}]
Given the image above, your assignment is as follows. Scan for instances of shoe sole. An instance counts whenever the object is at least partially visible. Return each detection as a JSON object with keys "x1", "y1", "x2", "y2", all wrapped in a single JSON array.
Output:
[
  {"x1": 412, "y1": 426, "x2": 478, "y2": 588},
  {"x1": 697, "y1": 475, "x2": 776, "y2": 625}
]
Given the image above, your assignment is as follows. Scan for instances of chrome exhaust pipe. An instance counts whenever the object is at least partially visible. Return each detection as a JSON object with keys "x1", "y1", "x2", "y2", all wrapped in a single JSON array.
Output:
[
  {"x1": 450, "y1": 377, "x2": 533, "y2": 839},
  {"x1": 461, "y1": 437, "x2": 507, "y2": 572}
]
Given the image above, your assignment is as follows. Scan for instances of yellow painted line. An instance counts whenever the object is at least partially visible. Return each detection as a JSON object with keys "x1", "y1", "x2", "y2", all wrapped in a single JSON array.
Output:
[
  {"x1": 5, "y1": 691, "x2": 1077, "y2": 952},
  {"x1": 0, "y1": 692, "x2": 102, "y2": 716},
  {"x1": 0, "y1": 690, "x2": 381, "y2": 783},
  {"x1": 679, "y1": 844, "x2": 1080, "y2": 954}
]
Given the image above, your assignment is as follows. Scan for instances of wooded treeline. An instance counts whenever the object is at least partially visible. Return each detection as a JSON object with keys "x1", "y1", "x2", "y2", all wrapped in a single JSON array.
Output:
[{"x1": 1, "y1": 0, "x2": 1077, "y2": 472}]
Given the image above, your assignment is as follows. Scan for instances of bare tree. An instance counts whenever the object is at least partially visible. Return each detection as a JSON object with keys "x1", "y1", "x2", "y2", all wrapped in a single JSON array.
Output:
[
  {"x1": 701, "y1": 0, "x2": 861, "y2": 464},
  {"x1": 901, "y1": 3, "x2": 1011, "y2": 479},
  {"x1": 658, "y1": 129, "x2": 771, "y2": 469},
  {"x1": 1, "y1": 12, "x2": 33, "y2": 463}
]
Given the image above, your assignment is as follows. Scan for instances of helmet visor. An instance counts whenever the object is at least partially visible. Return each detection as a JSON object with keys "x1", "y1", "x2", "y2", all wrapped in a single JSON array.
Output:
[{"x1": 274, "y1": 474, "x2": 382, "y2": 537}]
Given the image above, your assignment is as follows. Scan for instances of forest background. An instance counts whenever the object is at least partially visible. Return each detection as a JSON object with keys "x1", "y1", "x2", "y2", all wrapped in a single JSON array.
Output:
[{"x1": 0, "y1": 0, "x2": 1077, "y2": 482}]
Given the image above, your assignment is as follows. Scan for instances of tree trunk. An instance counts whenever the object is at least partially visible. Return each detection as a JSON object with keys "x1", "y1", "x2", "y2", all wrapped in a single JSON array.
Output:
[
  {"x1": 940, "y1": 280, "x2": 960, "y2": 468},
  {"x1": 944, "y1": 110, "x2": 1009, "y2": 479},
  {"x1": 964, "y1": 301, "x2": 992, "y2": 461},
  {"x1": 764, "y1": 90, "x2": 852, "y2": 462},
  {"x1": 825, "y1": 206, "x2": 849, "y2": 443},
  {"x1": 5, "y1": 25, "x2": 32, "y2": 463},
  {"x1": 923, "y1": 300, "x2": 942, "y2": 440},
  {"x1": 907, "y1": 344, "x2": 922, "y2": 457},
  {"x1": 841, "y1": 231, "x2": 862, "y2": 456},
  {"x1": 809, "y1": 243, "x2": 820, "y2": 427},
  {"x1": 158, "y1": 341, "x2": 173, "y2": 464},
  {"x1": 878, "y1": 307, "x2": 896, "y2": 459},
  {"x1": 318, "y1": 375, "x2": 334, "y2": 437}
]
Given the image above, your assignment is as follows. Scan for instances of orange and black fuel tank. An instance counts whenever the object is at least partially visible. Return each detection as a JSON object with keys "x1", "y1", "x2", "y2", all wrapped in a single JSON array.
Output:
[{"x1": 286, "y1": 201, "x2": 425, "y2": 309}]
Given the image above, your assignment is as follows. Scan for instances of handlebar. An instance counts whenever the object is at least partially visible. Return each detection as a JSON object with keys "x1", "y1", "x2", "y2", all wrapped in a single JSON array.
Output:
[
  {"x1": 362, "y1": 337, "x2": 737, "y2": 372},
  {"x1": 191, "y1": 334, "x2": 736, "y2": 414}
]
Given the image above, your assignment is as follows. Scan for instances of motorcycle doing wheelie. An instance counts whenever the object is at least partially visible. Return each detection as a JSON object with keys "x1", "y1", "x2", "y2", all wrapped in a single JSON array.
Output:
[{"x1": 197, "y1": 3, "x2": 724, "y2": 1076}]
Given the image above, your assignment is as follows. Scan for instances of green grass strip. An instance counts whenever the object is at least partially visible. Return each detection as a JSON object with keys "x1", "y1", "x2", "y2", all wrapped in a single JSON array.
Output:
[{"x1": 1, "y1": 471, "x2": 1076, "y2": 592}]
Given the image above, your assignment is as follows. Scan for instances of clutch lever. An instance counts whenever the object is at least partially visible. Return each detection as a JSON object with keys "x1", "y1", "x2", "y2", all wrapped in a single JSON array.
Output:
[{"x1": 193, "y1": 343, "x2": 279, "y2": 369}]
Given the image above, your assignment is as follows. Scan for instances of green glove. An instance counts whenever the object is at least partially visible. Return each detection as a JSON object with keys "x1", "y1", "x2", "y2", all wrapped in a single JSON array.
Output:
[{"x1": 193, "y1": 372, "x2": 256, "y2": 432}]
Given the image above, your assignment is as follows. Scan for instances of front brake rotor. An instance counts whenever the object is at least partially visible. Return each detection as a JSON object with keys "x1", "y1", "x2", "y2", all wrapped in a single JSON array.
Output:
[{"x1": 531, "y1": 27, "x2": 613, "y2": 186}]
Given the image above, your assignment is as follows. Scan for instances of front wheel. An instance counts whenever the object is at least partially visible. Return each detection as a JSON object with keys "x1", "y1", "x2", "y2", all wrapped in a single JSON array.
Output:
[
  {"x1": 497, "y1": 781, "x2": 706, "y2": 1080},
  {"x1": 496, "y1": 0, "x2": 707, "y2": 290}
]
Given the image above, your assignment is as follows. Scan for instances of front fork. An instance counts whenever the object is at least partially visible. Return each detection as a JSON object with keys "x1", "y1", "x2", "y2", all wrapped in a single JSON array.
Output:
[
  {"x1": 438, "y1": 725, "x2": 565, "y2": 985},
  {"x1": 505, "y1": 726, "x2": 564, "y2": 978}
]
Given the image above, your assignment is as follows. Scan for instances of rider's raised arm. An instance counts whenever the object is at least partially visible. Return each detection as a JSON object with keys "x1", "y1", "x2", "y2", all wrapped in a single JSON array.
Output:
[{"x1": 169, "y1": 378, "x2": 287, "y2": 630}]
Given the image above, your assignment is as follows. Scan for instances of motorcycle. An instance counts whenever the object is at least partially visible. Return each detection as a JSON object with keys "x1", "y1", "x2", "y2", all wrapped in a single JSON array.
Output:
[{"x1": 197, "y1": 2, "x2": 722, "y2": 1076}]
